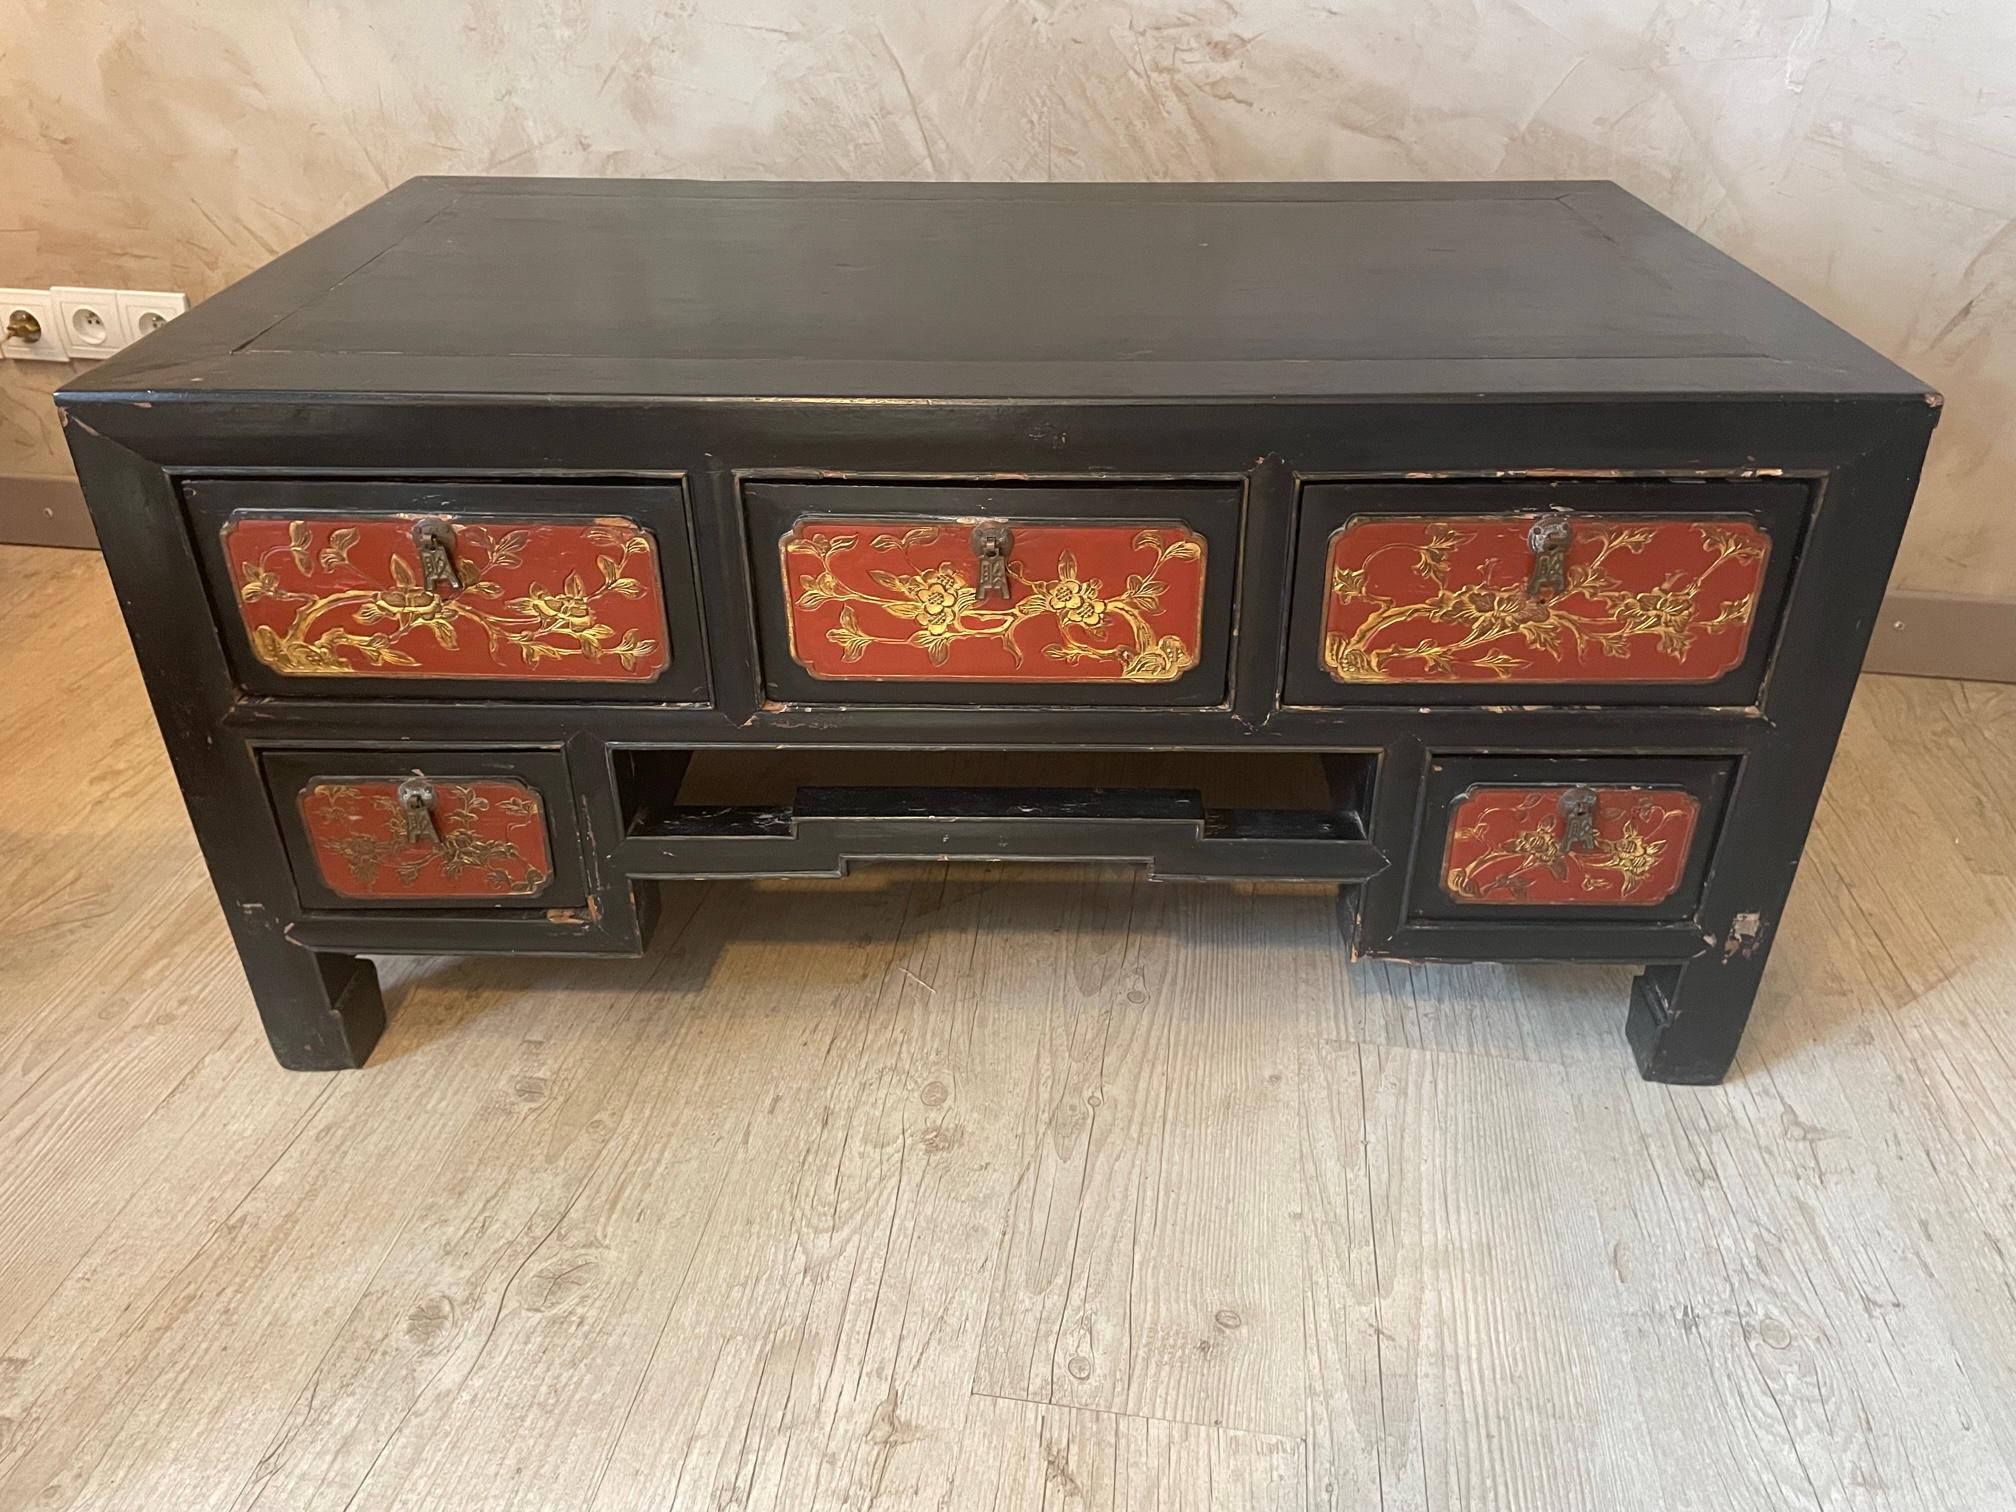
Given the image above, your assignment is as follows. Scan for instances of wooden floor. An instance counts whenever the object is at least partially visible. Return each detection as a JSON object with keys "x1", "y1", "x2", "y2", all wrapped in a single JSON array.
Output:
[{"x1": 4, "y1": 541, "x2": 2015, "y2": 1512}]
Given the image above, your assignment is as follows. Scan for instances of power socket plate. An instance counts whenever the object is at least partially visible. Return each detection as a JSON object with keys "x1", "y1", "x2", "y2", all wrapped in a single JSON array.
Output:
[
  {"x1": 117, "y1": 289, "x2": 189, "y2": 344},
  {"x1": 1, "y1": 288, "x2": 69, "y2": 362},
  {"x1": 52, "y1": 286, "x2": 128, "y2": 360}
]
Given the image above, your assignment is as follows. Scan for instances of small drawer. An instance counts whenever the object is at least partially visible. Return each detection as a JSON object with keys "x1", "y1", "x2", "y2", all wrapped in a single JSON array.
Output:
[
  {"x1": 745, "y1": 481, "x2": 1241, "y2": 706},
  {"x1": 1285, "y1": 479, "x2": 1806, "y2": 706},
  {"x1": 187, "y1": 480, "x2": 708, "y2": 702},
  {"x1": 1408, "y1": 756, "x2": 1733, "y2": 923},
  {"x1": 263, "y1": 749, "x2": 586, "y2": 910}
]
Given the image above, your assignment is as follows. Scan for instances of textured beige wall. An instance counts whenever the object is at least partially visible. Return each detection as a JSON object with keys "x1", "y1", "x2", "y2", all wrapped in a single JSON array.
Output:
[{"x1": 4, "y1": 0, "x2": 2010, "y2": 594}]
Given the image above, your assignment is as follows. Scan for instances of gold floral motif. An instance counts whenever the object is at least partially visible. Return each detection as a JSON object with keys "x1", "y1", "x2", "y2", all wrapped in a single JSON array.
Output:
[
  {"x1": 304, "y1": 782, "x2": 548, "y2": 896},
  {"x1": 785, "y1": 525, "x2": 1203, "y2": 682},
  {"x1": 1443, "y1": 790, "x2": 1695, "y2": 905},
  {"x1": 1324, "y1": 519, "x2": 1767, "y2": 682},
  {"x1": 236, "y1": 519, "x2": 660, "y2": 676}
]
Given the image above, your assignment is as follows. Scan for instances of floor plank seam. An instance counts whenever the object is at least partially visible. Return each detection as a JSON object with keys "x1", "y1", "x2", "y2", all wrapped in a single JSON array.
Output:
[
  {"x1": 1352, "y1": 1038, "x2": 1390, "y2": 1512},
  {"x1": 965, "y1": 1385, "x2": 1307, "y2": 1445},
  {"x1": 1327, "y1": 1029, "x2": 1609, "y2": 1077}
]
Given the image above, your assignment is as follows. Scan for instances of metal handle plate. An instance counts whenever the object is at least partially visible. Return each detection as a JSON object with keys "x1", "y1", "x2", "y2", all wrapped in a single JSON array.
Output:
[
  {"x1": 972, "y1": 521, "x2": 1015, "y2": 604},
  {"x1": 1526, "y1": 515, "x2": 1572, "y2": 599},
  {"x1": 1558, "y1": 786, "x2": 1599, "y2": 853},
  {"x1": 396, "y1": 774, "x2": 439, "y2": 846},
  {"x1": 412, "y1": 519, "x2": 465, "y2": 592}
]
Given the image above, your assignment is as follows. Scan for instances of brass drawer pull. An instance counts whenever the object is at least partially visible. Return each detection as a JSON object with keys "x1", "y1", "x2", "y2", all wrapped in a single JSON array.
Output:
[
  {"x1": 1525, "y1": 514, "x2": 1572, "y2": 599},
  {"x1": 412, "y1": 518, "x2": 466, "y2": 593},
  {"x1": 971, "y1": 521, "x2": 1015, "y2": 603},
  {"x1": 396, "y1": 773, "x2": 440, "y2": 845},
  {"x1": 1559, "y1": 786, "x2": 1598, "y2": 853}
]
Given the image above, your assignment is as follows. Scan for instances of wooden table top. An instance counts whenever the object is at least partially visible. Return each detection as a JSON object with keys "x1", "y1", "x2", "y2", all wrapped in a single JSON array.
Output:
[{"x1": 61, "y1": 178, "x2": 1931, "y2": 404}]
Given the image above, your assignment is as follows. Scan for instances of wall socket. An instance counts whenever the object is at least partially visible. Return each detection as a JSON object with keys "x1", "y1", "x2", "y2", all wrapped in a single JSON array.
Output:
[
  {"x1": 53, "y1": 288, "x2": 131, "y2": 358},
  {"x1": 117, "y1": 289, "x2": 189, "y2": 342},
  {"x1": 2, "y1": 289, "x2": 68, "y2": 362},
  {"x1": 1, "y1": 285, "x2": 189, "y2": 361}
]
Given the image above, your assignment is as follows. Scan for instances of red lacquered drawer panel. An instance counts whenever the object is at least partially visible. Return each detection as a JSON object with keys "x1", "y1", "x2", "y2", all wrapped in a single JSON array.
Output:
[
  {"x1": 1441, "y1": 785, "x2": 1702, "y2": 907},
  {"x1": 299, "y1": 777, "x2": 554, "y2": 900},
  {"x1": 1322, "y1": 513, "x2": 1770, "y2": 684},
  {"x1": 779, "y1": 519, "x2": 1207, "y2": 683},
  {"x1": 224, "y1": 514, "x2": 670, "y2": 681}
]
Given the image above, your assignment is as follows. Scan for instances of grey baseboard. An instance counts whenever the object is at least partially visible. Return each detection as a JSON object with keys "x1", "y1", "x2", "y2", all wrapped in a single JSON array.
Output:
[
  {"x1": 0, "y1": 472, "x2": 95, "y2": 549},
  {"x1": 2, "y1": 470, "x2": 2009, "y2": 683},
  {"x1": 1862, "y1": 590, "x2": 2016, "y2": 685}
]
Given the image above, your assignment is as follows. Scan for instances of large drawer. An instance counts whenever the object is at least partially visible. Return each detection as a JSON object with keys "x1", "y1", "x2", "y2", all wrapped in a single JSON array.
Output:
[
  {"x1": 1285, "y1": 479, "x2": 1806, "y2": 706},
  {"x1": 745, "y1": 480, "x2": 1241, "y2": 706},
  {"x1": 187, "y1": 479, "x2": 709, "y2": 702}
]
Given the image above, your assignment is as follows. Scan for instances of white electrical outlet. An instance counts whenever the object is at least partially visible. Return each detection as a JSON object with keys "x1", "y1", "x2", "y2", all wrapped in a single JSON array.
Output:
[
  {"x1": 52, "y1": 286, "x2": 128, "y2": 359},
  {"x1": 1, "y1": 288, "x2": 69, "y2": 362},
  {"x1": 116, "y1": 288, "x2": 189, "y2": 344}
]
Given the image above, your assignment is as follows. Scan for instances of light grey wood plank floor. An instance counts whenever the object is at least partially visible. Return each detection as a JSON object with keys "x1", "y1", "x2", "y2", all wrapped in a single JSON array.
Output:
[{"x1": 2, "y1": 543, "x2": 2013, "y2": 1511}]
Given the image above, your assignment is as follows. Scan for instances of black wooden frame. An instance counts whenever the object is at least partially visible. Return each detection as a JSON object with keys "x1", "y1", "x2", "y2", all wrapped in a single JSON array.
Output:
[{"x1": 56, "y1": 179, "x2": 1941, "y2": 1084}]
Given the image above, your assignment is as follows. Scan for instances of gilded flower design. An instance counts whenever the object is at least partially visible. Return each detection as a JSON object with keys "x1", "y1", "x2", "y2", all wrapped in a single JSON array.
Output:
[
  {"x1": 1323, "y1": 517, "x2": 1769, "y2": 683},
  {"x1": 862, "y1": 562, "x2": 977, "y2": 659},
  {"x1": 1579, "y1": 823, "x2": 1667, "y2": 894},
  {"x1": 230, "y1": 517, "x2": 666, "y2": 680},
  {"x1": 1040, "y1": 561, "x2": 1108, "y2": 628},
  {"x1": 301, "y1": 780, "x2": 550, "y2": 898},
  {"x1": 784, "y1": 523, "x2": 1205, "y2": 682},
  {"x1": 1441, "y1": 787, "x2": 1699, "y2": 906}
]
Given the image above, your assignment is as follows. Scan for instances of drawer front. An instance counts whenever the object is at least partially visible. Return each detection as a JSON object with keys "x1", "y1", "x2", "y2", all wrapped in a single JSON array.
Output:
[
  {"x1": 1287, "y1": 480, "x2": 1806, "y2": 706},
  {"x1": 1442, "y1": 785, "x2": 1700, "y2": 906},
  {"x1": 1409, "y1": 756, "x2": 1732, "y2": 924},
  {"x1": 747, "y1": 481, "x2": 1240, "y2": 706},
  {"x1": 225, "y1": 515, "x2": 668, "y2": 681},
  {"x1": 263, "y1": 750, "x2": 585, "y2": 910},
  {"x1": 1322, "y1": 514, "x2": 1768, "y2": 684},
  {"x1": 781, "y1": 519, "x2": 1206, "y2": 683},
  {"x1": 301, "y1": 777, "x2": 552, "y2": 900},
  {"x1": 188, "y1": 481, "x2": 708, "y2": 702}
]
